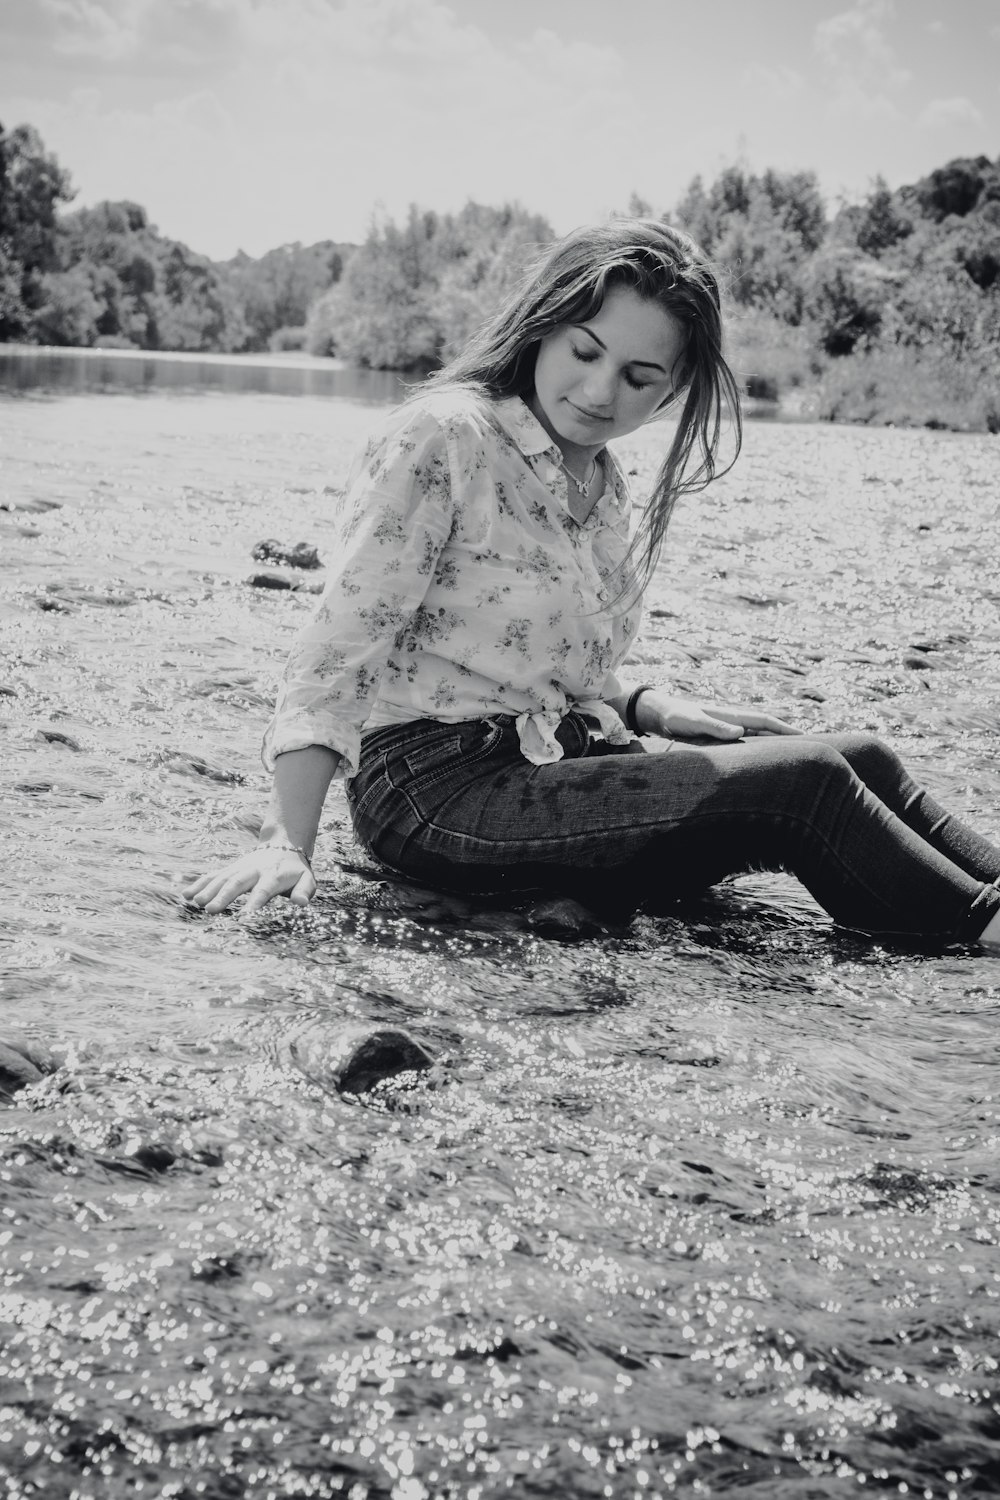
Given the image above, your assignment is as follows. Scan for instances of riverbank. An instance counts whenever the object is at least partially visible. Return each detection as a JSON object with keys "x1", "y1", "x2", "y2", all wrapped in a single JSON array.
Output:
[
  {"x1": 726, "y1": 313, "x2": 1000, "y2": 433},
  {"x1": 5, "y1": 338, "x2": 999, "y2": 431}
]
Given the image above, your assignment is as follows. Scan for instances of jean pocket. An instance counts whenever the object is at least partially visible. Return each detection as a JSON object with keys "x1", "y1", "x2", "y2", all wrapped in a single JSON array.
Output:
[
  {"x1": 402, "y1": 729, "x2": 465, "y2": 779},
  {"x1": 389, "y1": 718, "x2": 505, "y2": 796}
]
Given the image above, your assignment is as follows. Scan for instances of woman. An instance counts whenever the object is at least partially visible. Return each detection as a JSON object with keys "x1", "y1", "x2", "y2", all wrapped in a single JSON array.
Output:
[{"x1": 184, "y1": 220, "x2": 1000, "y2": 948}]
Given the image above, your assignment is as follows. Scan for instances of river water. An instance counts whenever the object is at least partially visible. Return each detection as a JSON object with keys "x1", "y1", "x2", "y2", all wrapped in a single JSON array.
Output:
[{"x1": 2, "y1": 350, "x2": 1000, "y2": 1498}]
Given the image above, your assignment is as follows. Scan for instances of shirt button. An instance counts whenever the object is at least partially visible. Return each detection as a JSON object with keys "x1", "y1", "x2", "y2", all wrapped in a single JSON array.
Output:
[{"x1": 598, "y1": 588, "x2": 609, "y2": 603}]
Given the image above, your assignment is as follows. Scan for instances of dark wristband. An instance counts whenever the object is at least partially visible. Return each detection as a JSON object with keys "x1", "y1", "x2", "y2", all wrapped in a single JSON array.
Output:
[{"x1": 624, "y1": 684, "x2": 653, "y2": 735}]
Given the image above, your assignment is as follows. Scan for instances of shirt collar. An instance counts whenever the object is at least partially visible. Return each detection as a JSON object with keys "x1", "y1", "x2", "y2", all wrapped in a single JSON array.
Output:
[
  {"x1": 491, "y1": 396, "x2": 560, "y2": 460},
  {"x1": 491, "y1": 394, "x2": 631, "y2": 520}
]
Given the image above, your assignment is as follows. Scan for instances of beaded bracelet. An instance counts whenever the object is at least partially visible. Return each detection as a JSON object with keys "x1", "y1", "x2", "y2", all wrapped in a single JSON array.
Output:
[
  {"x1": 260, "y1": 842, "x2": 314, "y2": 873},
  {"x1": 624, "y1": 684, "x2": 653, "y2": 736}
]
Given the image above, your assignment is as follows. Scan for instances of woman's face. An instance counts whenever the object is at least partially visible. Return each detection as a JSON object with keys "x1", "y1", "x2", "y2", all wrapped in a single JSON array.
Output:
[{"x1": 529, "y1": 284, "x2": 686, "y2": 457}]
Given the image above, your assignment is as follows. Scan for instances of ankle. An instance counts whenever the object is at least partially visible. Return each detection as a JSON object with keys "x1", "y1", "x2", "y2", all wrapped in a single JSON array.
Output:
[{"x1": 979, "y1": 908, "x2": 1000, "y2": 950}]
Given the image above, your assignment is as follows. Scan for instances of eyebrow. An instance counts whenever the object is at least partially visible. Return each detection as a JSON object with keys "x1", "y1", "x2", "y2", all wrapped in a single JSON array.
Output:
[{"x1": 572, "y1": 322, "x2": 669, "y2": 374}]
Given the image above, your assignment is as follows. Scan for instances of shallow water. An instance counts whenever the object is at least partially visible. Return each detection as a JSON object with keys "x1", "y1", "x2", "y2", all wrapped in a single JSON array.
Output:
[{"x1": 2, "y1": 380, "x2": 1000, "y2": 1498}]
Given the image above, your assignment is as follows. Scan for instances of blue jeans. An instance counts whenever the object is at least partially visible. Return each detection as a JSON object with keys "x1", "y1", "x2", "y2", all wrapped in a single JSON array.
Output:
[{"x1": 346, "y1": 714, "x2": 1000, "y2": 941}]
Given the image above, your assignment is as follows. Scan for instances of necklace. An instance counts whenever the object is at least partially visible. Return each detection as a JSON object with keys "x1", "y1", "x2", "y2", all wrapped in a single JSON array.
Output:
[{"x1": 558, "y1": 453, "x2": 601, "y2": 498}]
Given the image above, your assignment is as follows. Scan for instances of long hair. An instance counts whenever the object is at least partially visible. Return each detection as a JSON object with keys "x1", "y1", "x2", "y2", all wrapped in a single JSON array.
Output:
[{"x1": 426, "y1": 218, "x2": 742, "y2": 602}]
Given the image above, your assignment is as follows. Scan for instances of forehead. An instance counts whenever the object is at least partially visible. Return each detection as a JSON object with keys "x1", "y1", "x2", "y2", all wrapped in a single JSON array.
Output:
[{"x1": 579, "y1": 284, "x2": 685, "y2": 370}]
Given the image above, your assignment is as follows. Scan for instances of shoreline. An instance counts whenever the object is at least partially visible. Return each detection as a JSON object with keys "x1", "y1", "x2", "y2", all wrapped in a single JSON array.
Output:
[{"x1": 0, "y1": 342, "x2": 349, "y2": 373}]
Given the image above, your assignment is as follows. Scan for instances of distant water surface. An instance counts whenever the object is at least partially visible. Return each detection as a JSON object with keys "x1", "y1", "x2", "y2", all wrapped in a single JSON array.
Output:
[
  {"x1": 1, "y1": 364, "x2": 1000, "y2": 1498},
  {"x1": 0, "y1": 343, "x2": 410, "y2": 403}
]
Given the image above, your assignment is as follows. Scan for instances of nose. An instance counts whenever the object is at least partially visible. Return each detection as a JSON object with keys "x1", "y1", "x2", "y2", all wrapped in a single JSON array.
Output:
[{"x1": 580, "y1": 360, "x2": 616, "y2": 409}]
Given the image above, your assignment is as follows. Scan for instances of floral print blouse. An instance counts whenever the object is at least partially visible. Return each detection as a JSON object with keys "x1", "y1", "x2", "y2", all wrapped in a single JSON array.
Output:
[{"x1": 262, "y1": 388, "x2": 642, "y2": 776}]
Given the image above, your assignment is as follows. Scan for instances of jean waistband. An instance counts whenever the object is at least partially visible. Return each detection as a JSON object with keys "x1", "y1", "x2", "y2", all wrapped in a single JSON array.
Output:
[{"x1": 359, "y1": 711, "x2": 592, "y2": 762}]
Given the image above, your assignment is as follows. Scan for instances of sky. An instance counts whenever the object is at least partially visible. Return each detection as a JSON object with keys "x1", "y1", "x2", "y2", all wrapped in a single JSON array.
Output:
[{"x1": 2, "y1": 0, "x2": 998, "y2": 261}]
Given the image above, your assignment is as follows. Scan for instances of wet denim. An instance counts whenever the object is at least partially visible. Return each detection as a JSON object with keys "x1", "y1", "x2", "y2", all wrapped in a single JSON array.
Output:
[{"x1": 346, "y1": 713, "x2": 1000, "y2": 940}]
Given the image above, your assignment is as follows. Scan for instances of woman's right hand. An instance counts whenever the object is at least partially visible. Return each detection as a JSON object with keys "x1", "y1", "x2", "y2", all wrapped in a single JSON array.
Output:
[{"x1": 182, "y1": 845, "x2": 317, "y2": 920}]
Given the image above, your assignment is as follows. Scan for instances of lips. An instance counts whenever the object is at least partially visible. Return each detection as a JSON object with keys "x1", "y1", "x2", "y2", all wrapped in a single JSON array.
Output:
[{"x1": 567, "y1": 400, "x2": 612, "y2": 423}]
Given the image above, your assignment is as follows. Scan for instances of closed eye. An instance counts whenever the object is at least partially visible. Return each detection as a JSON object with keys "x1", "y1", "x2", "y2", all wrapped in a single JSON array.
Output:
[{"x1": 572, "y1": 346, "x2": 654, "y2": 392}]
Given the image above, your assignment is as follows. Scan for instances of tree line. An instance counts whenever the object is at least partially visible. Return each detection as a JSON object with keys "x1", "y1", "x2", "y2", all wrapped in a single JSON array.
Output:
[{"x1": 2, "y1": 120, "x2": 998, "y2": 427}]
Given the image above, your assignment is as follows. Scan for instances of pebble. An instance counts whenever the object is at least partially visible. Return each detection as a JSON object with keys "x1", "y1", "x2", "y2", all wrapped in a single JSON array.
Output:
[{"x1": 251, "y1": 539, "x2": 322, "y2": 570}]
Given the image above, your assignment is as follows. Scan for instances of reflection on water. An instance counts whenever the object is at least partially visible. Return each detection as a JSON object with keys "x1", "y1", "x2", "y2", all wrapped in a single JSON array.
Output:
[
  {"x1": 2, "y1": 386, "x2": 1000, "y2": 1497},
  {"x1": 0, "y1": 343, "x2": 411, "y2": 403}
]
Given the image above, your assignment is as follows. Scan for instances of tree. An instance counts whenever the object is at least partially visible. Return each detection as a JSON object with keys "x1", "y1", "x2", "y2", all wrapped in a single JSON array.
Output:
[
  {"x1": 218, "y1": 241, "x2": 347, "y2": 351},
  {"x1": 804, "y1": 249, "x2": 897, "y2": 355},
  {"x1": 0, "y1": 122, "x2": 74, "y2": 339},
  {"x1": 675, "y1": 166, "x2": 827, "y2": 324},
  {"x1": 852, "y1": 177, "x2": 912, "y2": 257},
  {"x1": 37, "y1": 197, "x2": 248, "y2": 350},
  {"x1": 310, "y1": 201, "x2": 552, "y2": 368}
]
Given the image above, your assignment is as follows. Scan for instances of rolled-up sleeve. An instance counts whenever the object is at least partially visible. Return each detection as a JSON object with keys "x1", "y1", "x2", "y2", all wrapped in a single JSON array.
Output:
[{"x1": 261, "y1": 404, "x2": 456, "y2": 775}]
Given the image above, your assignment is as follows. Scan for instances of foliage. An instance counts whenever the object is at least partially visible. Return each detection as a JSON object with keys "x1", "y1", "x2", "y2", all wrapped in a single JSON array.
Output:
[
  {"x1": 803, "y1": 249, "x2": 900, "y2": 355},
  {"x1": 0, "y1": 121, "x2": 75, "y2": 339},
  {"x1": 308, "y1": 202, "x2": 553, "y2": 367},
  {"x1": 2, "y1": 118, "x2": 998, "y2": 429},
  {"x1": 217, "y1": 241, "x2": 347, "y2": 352},
  {"x1": 36, "y1": 198, "x2": 249, "y2": 351},
  {"x1": 725, "y1": 307, "x2": 822, "y2": 403},
  {"x1": 675, "y1": 166, "x2": 826, "y2": 323},
  {"x1": 668, "y1": 153, "x2": 1000, "y2": 427}
]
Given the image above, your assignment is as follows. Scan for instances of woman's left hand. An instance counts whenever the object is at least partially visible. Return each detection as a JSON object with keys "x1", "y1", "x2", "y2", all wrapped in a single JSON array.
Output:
[{"x1": 635, "y1": 691, "x2": 800, "y2": 741}]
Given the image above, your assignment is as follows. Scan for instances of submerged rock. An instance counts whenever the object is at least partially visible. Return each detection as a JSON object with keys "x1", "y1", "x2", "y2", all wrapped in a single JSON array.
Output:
[
  {"x1": 247, "y1": 570, "x2": 295, "y2": 590},
  {"x1": 154, "y1": 748, "x2": 246, "y2": 784},
  {"x1": 252, "y1": 539, "x2": 322, "y2": 570},
  {"x1": 36, "y1": 585, "x2": 136, "y2": 611},
  {"x1": 525, "y1": 896, "x2": 612, "y2": 940},
  {"x1": 290, "y1": 1026, "x2": 436, "y2": 1097},
  {"x1": 0, "y1": 1037, "x2": 58, "y2": 1102},
  {"x1": 0, "y1": 497, "x2": 62, "y2": 513},
  {"x1": 131, "y1": 1141, "x2": 177, "y2": 1173},
  {"x1": 36, "y1": 728, "x2": 82, "y2": 750}
]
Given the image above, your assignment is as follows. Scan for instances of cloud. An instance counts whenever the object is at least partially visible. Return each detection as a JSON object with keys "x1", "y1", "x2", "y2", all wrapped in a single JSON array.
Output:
[
  {"x1": 918, "y1": 96, "x2": 985, "y2": 130},
  {"x1": 39, "y1": 0, "x2": 144, "y2": 59},
  {"x1": 741, "y1": 62, "x2": 804, "y2": 99},
  {"x1": 4, "y1": 0, "x2": 641, "y2": 256},
  {"x1": 815, "y1": 0, "x2": 911, "y2": 92}
]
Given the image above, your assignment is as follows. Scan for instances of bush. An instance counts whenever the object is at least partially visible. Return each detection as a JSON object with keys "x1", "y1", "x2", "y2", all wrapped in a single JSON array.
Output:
[
  {"x1": 268, "y1": 324, "x2": 307, "y2": 352},
  {"x1": 725, "y1": 307, "x2": 820, "y2": 403},
  {"x1": 31, "y1": 264, "x2": 101, "y2": 345},
  {"x1": 815, "y1": 343, "x2": 1000, "y2": 431},
  {"x1": 312, "y1": 202, "x2": 553, "y2": 369},
  {"x1": 804, "y1": 250, "x2": 898, "y2": 355}
]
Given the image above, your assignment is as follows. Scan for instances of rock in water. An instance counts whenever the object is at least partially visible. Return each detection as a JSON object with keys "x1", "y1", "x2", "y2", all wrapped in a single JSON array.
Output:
[
  {"x1": 155, "y1": 749, "x2": 246, "y2": 784},
  {"x1": 0, "y1": 1037, "x2": 58, "y2": 1102},
  {"x1": 525, "y1": 896, "x2": 610, "y2": 939},
  {"x1": 290, "y1": 1026, "x2": 435, "y2": 1097},
  {"x1": 247, "y1": 570, "x2": 297, "y2": 590},
  {"x1": 251, "y1": 539, "x2": 322, "y2": 570}
]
